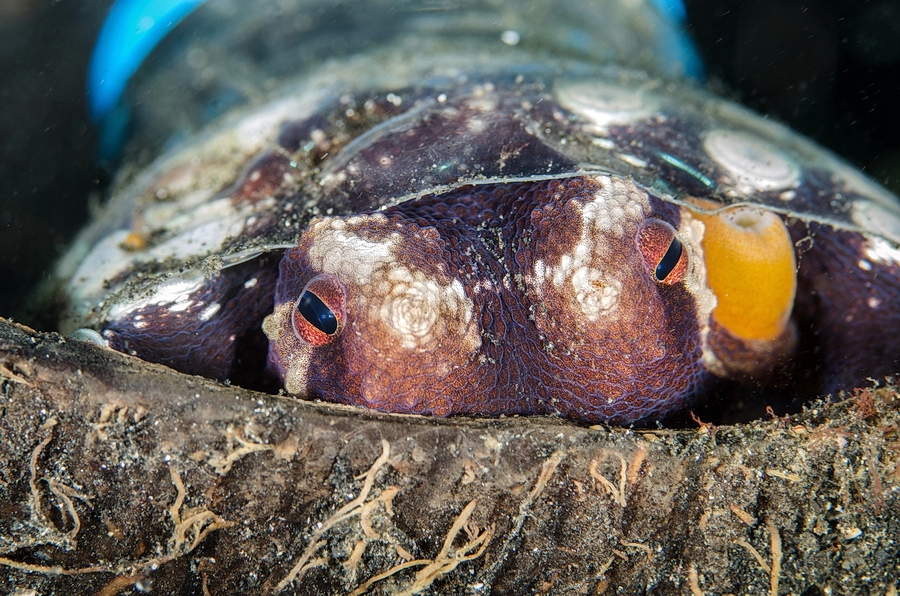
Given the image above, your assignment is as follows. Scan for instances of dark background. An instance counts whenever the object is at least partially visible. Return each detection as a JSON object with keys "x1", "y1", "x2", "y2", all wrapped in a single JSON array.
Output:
[{"x1": 1, "y1": 0, "x2": 899, "y2": 323}]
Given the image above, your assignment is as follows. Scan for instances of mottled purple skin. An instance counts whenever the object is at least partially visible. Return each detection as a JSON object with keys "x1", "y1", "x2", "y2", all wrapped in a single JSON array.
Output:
[
  {"x1": 85, "y1": 75, "x2": 900, "y2": 424},
  {"x1": 104, "y1": 256, "x2": 279, "y2": 385},
  {"x1": 268, "y1": 178, "x2": 708, "y2": 423},
  {"x1": 789, "y1": 224, "x2": 900, "y2": 391}
]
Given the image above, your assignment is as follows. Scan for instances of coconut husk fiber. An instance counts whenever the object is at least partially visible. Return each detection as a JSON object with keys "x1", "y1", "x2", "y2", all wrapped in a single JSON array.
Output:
[{"x1": 0, "y1": 318, "x2": 897, "y2": 595}]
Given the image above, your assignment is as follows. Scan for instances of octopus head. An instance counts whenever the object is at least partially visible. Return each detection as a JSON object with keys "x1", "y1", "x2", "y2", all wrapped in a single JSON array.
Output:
[{"x1": 263, "y1": 213, "x2": 480, "y2": 415}]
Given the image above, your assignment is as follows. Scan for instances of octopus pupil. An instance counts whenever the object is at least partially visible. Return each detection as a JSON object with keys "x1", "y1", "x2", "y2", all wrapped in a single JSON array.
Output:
[
  {"x1": 655, "y1": 236, "x2": 683, "y2": 282},
  {"x1": 298, "y1": 290, "x2": 338, "y2": 335}
]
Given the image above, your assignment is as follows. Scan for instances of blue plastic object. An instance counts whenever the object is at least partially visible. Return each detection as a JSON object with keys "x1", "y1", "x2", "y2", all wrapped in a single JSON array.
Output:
[
  {"x1": 650, "y1": 0, "x2": 688, "y2": 24},
  {"x1": 87, "y1": 0, "x2": 206, "y2": 122},
  {"x1": 648, "y1": 0, "x2": 704, "y2": 79},
  {"x1": 85, "y1": 0, "x2": 702, "y2": 159}
]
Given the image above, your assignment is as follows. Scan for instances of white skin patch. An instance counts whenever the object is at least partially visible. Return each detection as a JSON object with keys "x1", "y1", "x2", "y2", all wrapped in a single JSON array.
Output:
[
  {"x1": 263, "y1": 301, "x2": 310, "y2": 395},
  {"x1": 704, "y1": 129, "x2": 801, "y2": 193},
  {"x1": 864, "y1": 236, "x2": 900, "y2": 266},
  {"x1": 108, "y1": 273, "x2": 207, "y2": 321},
  {"x1": 199, "y1": 302, "x2": 221, "y2": 322},
  {"x1": 262, "y1": 302, "x2": 287, "y2": 343},
  {"x1": 571, "y1": 267, "x2": 622, "y2": 321},
  {"x1": 675, "y1": 210, "x2": 721, "y2": 376},
  {"x1": 167, "y1": 298, "x2": 193, "y2": 313},
  {"x1": 268, "y1": 223, "x2": 479, "y2": 395},
  {"x1": 375, "y1": 267, "x2": 474, "y2": 350},
  {"x1": 532, "y1": 259, "x2": 547, "y2": 287},
  {"x1": 301, "y1": 215, "x2": 478, "y2": 353},
  {"x1": 583, "y1": 178, "x2": 647, "y2": 236},
  {"x1": 540, "y1": 177, "x2": 649, "y2": 318},
  {"x1": 306, "y1": 215, "x2": 397, "y2": 284}
]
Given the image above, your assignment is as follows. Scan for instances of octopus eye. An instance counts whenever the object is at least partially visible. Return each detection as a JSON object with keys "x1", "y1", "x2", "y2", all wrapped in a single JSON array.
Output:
[
  {"x1": 636, "y1": 219, "x2": 690, "y2": 285},
  {"x1": 298, "y1": 292, "x2": 337, "y2": 333},
  {"x1": 292, "y1": 274, "x2": 346, "y2": 346}
]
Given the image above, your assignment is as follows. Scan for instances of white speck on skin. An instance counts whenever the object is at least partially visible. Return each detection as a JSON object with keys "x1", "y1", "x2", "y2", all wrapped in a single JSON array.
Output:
[
  {"x1": 591, "y1": 137, "x2": 616, "y2": 149},
  {"x1": 199, "y1": 302, "x2": 221, "y2": 321},
  {"x1": 865, "y1": 236, "x2": 900, "y2": 266},
  {"x1": 532, "y1": 259, "x2": 546, "y2": 287},
  {"x1": 618, "y1": 153, "x2": 648, "y2": 168},
  {"x1": 167, "y1": 298, "x2": 193, "y2": 313},
  {"x1": 474, "y1": 278, "x2": 494, "y2": 293}
]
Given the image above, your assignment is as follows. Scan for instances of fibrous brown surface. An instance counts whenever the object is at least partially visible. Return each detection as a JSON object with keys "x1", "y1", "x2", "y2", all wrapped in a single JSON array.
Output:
[{"x1": 0, "y1": 318, "x2": 897, "y2": 595}]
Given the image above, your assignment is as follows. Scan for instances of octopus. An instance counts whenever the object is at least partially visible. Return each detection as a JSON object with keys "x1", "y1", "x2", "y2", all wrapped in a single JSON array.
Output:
[{"x1": 55, "y1": 2, "x2": 900, "y2": 425}]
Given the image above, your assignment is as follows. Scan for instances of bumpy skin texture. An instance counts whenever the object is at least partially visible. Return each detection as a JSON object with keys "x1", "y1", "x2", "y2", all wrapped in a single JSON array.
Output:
[
  {"x1": 104, "y1": 256, "x2": 279, "y2": 385},
  {"x1": 790, "y1": 223, "x2": 900, "y2": 391},
  {"x1": 266, "y1": 178, "x2": 706, "y2": 423},
  {"x1": 59, "y1": 73, "x2": 900, "y2": 425}
]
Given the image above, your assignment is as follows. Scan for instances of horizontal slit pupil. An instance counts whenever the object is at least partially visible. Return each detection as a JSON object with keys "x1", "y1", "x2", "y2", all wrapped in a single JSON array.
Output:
[
  {"x1": 298, "y1": 291, "x2": 338, "y2": 335},
  {"x1": 655, "y1": 237, "x2": 683, "y2": 281}
]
